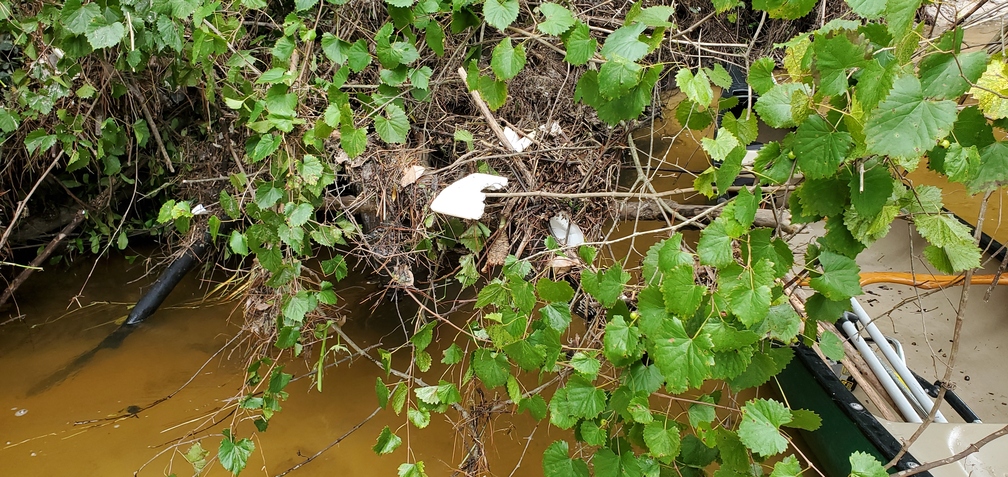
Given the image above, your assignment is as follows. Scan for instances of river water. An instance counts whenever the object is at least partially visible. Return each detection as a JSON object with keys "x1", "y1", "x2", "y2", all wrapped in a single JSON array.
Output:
[{"x1": 0, "y1": 253, "x2": 564, "y2": 476}]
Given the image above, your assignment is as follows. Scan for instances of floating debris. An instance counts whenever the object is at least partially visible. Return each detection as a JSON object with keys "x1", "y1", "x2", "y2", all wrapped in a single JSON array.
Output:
[
  {"x1": 548, "y1": 215, "x2": 585, "y2": 247},
  {"x1": 14, "y1": 408, "x2": 27, "y2": 417},
  {"x1": 430, "y1": 173, "x2": 508, "y2": 220}
]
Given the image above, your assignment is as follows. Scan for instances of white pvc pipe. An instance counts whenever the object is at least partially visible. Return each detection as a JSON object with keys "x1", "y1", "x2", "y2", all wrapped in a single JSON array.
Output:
[
  {"x1": 839, "y1": 319, "x2": 922, "y2": 422},
  {"x1": 850, "y1": 298, "x2": 949, "y2": 423}
]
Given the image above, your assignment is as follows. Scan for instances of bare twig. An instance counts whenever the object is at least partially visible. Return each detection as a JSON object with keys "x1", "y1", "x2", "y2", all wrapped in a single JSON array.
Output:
[
  {"x1": 274, "y1": 407, "x2": 383, "y2": 477},
  {"x1": 887, "y1": 190, "x2": 994, "y2": 469},
  {"x1": 0, "y1": 150, "x2": 64, "y2": 252},
  {"x1": 127, "y1": 83, "x2": 175, "y2": 173},
  {"x1": 457, "y1": 67, "x2": 516, "y2": 153},
  {"x1": 895, "y1": 423, "x2": 1008, "y2": 476}
]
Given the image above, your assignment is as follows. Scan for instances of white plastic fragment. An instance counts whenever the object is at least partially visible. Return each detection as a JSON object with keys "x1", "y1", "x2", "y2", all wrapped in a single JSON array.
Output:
[
  {"x1": 430, "y1": 173, "x2": 509, "y2": 220},
  {"x1": 549, "y1": 214, "x2": 585, "y2": 247},
  {"x1": 191, "y1": 204, "x2": 208, "y2": 215},
  {"x1": 539, "y1": 121, "x2": 563, "y2": 137},
  {"x1": 400, "y1": 165, "x2": 426, "y2": 187},
  {"x1": 14, "y1": 409, "x2": 27, "y2": 417},
  {"x1": 503, "y1": 127, "x2": 534, "y2": 152}
]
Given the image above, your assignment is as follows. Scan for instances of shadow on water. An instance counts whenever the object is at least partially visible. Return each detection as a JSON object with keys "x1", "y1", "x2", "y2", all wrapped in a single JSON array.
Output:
[{"x1": 25, "y1": 322, "x2": 136, "y2": 396}]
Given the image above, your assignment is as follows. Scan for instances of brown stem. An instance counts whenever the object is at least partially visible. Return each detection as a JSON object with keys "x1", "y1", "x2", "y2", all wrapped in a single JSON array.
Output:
[
  {"x1": 0, "y1": 150, "x2": 64, "y2": 252},
  {"x1": 127, "y1": 83, "x2": 175, "y2": 173},
  {"x1": 887, "y1": 190, "x2": 994, "y2": 469},
  {"x1": 0, "y1": 210, "x2": 87, "y2": 307}
]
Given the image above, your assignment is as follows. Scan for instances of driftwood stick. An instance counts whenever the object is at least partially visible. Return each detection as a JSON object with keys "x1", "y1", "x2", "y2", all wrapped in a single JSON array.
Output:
[
  {"x1": 0, "y1": 210, "x2": 87, "y2": 307},
  {"x1": 127, "y1": 83, "x2": 175, "y2": 173},
  {"x1": 457, "y1": 67, "x2": 517, "y2": 153}
]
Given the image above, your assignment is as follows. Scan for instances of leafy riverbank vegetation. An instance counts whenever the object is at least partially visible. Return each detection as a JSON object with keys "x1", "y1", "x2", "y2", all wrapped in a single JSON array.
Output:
[{"x1": 2, "y1": 0, "x2": 1007, "y2": 474}]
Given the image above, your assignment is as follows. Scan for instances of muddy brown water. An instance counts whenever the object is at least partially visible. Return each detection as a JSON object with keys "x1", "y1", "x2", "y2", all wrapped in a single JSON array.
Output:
[{"x1": 0, "y1": 254, "x2": 562, "y2": 476}]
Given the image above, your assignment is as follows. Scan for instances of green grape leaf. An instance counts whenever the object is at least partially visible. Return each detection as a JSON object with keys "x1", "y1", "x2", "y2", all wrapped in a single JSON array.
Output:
[
  {"x1": 643, "y1": 421, "x2": 681, "y2": 458},
  {"x1": 600, "y1": 22, "x2": 648, "y2": 62},
  {"x1": 86, "y1": 18, "x2": 125, "y2": 50},
  {"x1": 321, "y1": 33, "x2": 350, "y2": 65},
  {"x1": 770, "y1": 455, "x2": 802, "y2": 477},
  {"x1": 767, "y1": 303, "x2": 801, "y2": 342},
  {"x1": 967, "y1": 141, "x2": 1008, "y2": 194},
  {"x1": 938, "y1": 144, "x2": 980, "y2": 185},
  {"x1": 219, "y1": 430, "x2": 255, "y2": 475},
  {"x1": 923, "y1": 242, "x2": 981, "y2": 274},
  {"x1": 794, "y1": 115, "x2": 852, "y2": 179},
  {"x1": 478, "y1": 75, "x2": 508, "y2": 110},
  {"x1": 603, "y1": 316, "x2": 640, "y2": 363},
  {"x1": 754, "y1": 0, "x2": 817, "y2": 19},
  {"x1": 849, "y1": 164, "x2": 894, "y2": 216},
  {"x1": 661, "y1": 265, "x2": 705, "y2": 318},
  {"x1": 676, "y1": 68, "x2": 714, "y2": 110},
  {"x1": 598, "y1": 57, "x2": 642, "y2": 100},
  {"x1": 519, "y1": 394, "x2": 548, "y2": 419},
  {"x1": 697, "y1": 217, "x2": 737, "y2": 267},
  {"x1": 865, "y1": 75, "x2": 957, "y2": 159},
  {"x1": 347, "y1": 39, "x2": 372, "y2": 72},
  {"x1": 625, "y1": 362, "x2": 664, "y2": 394},
  {"x1": 425, "y1": 21, "x2": 445, "y2": 56},
  {"x1": 729, "y1": 346, "x2": 793, "y2": 391},
  {"x1": 845, "y1": 0, "x2": 884, "y2": 17},
  {"x1": 570, "y1": 351, "x2": 601, "y2": 379},
  {"x1": 540, "y1": 302, "x2": 572, "y2": 331},
  {"x1": 538, "y1": 3, "x2": 576, "y2": 35},
  {"x1": 491, "y1": 38, "x2": 526, "y2": 80},
  {"x1": 374, "y1": 103, "x2": 410, "y2": 144},
  {"x1": 62, "y1": 0, "x2": 101, "y2": 35},
  {"x1": 504, "y1": 339, "x2": 546, "y2": 371},
  {"x1": 755, "y1": 83, "x2": 808, "y2": 128},
  {"x1": 701, "y1": 128, "x2": 740, "y2": 163},
  {"x1": 749, "y1": 57, "x2": 777, "y2": 95},
  {"x1": 564, "y1": 375, "x2": 606, "y2": 419},
  {"x1": 913, "y1": 213, "x2": 973, "y2": 247},
  {"x1": 542, "y1": 441, "x2": 590, "y2": 477},
  {"x1": 536, "y1": 278, "x2": 575, "y2": 303},
  {"x1": 919, "y1": 50, "x2": 988, "y2": 100},
  {"x1": 787, "y1": 409, "x2": 823, "y2": 431},
  {"x1": 805, "y1": 292, "x2": 849, "y2": 324},
  {"x1": 629, "y1": 5, "x2": 675, "y2": 27},
  {"x1": 372, "y1": 426, "x2": 402, "y2": 454},
  {"x1": 850, "y1": 451, "x2": 888, "y2": 477},
  {"x1": 810, "y1": 251, "x2": 863, "y2": 300},
  {"x1": 398, "y1": 462, "x2": 427, "y2": 477},
  {"x1": 483, "y1": 0, "x2": 519, "y2": 31},
  {"x1": 970, "y1": 59, "x2": 1008, "y2": 120},
  {"x1": 813, "y1": 34, "x2": 868, "y2": 97},
  {"x1": 442, "y1": 343, "x2": 463, "y2": 364},
  {"x1": 886, "y1": 0, "x2": 921, "y2": 38},
  {"x1": 340, "y1": 125, "x2": 367, "y2": 158},
  {"x1": 472, "y1": 349, "x2": 509, "y2": 388},
  {"x1": 738, "y1": 398, "x2": 792, "y2": 457},
  {"x1": 581, "y1": 264, "x2": 630, "y2": 308},
  {"x1": 819, "y1": 329, "x2": 845, "y2": 360},
  {"x1": 563, "y1": 22, "x2": 597, "y2": 65},
  {"x1": 649, "y1": 318, "x2": 713, "y2": 392},
  {"x1": 579, "y1": 420, "x2": 607, "y2": 446},
  {"x1": 722, "y1": 111, "x2": 759, "y2": 146}
]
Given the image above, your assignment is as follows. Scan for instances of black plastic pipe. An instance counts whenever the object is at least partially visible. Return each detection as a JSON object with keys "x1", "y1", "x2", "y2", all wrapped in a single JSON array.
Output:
[{"x1": 125, "y1": 239, "x2": 208, "y2": 325}]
